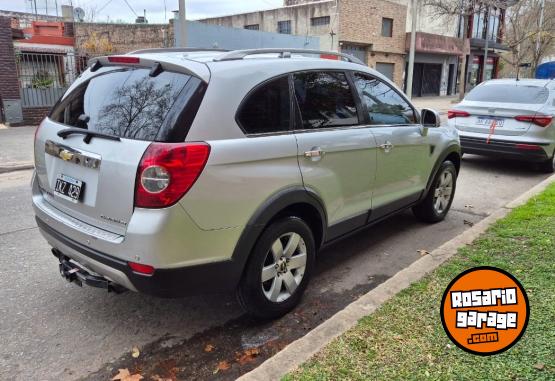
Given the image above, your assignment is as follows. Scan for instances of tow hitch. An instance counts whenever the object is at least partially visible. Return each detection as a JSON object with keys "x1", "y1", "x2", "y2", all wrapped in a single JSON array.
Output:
[{"x1": 57, "y1": 251, "x2": 127, "y2": 294}]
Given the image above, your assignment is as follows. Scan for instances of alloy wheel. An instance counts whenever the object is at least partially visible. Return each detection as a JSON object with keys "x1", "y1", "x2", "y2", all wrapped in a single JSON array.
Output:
[
  {"x1": 433, "y1": 170, "x2": 454, "y2": 214},
  {"x1": 261, "y1": 232, "x2": 307, "y2": 303}
]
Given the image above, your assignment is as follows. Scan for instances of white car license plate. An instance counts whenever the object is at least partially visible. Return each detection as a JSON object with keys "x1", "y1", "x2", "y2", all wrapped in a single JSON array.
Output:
[
  {"x1": 54, "y1": 174, "x2": 84, "y2": 203},
  {"x1": 477, "y1": 117, "x2": 504, "y2": 127}
]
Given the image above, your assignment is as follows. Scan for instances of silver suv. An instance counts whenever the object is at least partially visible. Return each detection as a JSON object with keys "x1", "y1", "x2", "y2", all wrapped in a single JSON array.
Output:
[{"x1": 32, "y1": 48, "x2": 461, "y2": 319}]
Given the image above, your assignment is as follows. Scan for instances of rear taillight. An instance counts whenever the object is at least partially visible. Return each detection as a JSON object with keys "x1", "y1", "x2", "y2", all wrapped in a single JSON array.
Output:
[
  {"x1": 135, "y1": 142, "x2": 210, "y2": 208},
  {"x1": 515, "y1": 143, "x2": 543, "y2": 151},
  {"x1": 447, "y1": 110, "x2": 470, "y2": 119},
  {"x1": 514, "y1": 115, "x2": 553, "y2": 127}
]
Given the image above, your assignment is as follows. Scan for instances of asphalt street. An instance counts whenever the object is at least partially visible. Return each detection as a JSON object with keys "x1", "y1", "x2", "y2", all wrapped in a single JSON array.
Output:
[{"x1": 0, "y1": 157, "x2": 549, "y2": 380}]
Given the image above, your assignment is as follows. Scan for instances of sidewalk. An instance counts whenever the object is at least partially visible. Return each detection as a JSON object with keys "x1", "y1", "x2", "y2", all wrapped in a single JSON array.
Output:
[
  {"x1": 0, "y1": 125, "x2": 36, "y2": 173},
  {"x1": 412, "y1": 95, "x2": 461, "y2": 114}
]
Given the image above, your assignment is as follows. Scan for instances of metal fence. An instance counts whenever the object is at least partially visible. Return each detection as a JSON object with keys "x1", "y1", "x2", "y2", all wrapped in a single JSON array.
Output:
[{"x1": 15, "y1": 52, "x2": 89, "y2": 108}]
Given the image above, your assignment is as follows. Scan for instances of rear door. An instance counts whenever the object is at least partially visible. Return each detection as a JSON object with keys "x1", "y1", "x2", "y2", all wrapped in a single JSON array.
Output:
[
  {"x1": 352, "y1": 72, "x2": 429, "y2": 215},
  {"x1": 292, "y1": 71, "x2": 378, "y2": 231},
  {"x1": 34, "y1": 65, "x2": 205, "y2": 235},
  {"x1": 455, "y1": 83, "x2": 550, "y2": 136}
]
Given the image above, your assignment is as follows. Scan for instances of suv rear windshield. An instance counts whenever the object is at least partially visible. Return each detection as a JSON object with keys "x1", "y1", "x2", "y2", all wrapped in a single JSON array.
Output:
[
  {"x1": 465, "y1": 84, "x2": 549, "y2": 104},
  {"x1": 50, "y1": 67, "x2": 205, "y2": 142}
]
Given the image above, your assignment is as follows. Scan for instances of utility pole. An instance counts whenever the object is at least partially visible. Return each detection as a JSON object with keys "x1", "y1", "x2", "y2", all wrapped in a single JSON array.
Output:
[
  {"x1": 536, "y1": 0, "x2": 546, "y2": 68},
  {"x1": 481, "y1": 9, "x2": 490, "y2": 83},
  {"x1": 406, "y1": 0, "x2": 418, "y2": 99},
  {"x1": 178, "y1": 0, "x2": 187, "y2": 47}
]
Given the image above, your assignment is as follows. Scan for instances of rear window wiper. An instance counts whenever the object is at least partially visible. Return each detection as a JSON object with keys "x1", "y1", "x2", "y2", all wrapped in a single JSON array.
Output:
[{"x1": 57, "y1": 128, "x2": 121, "y2": 144}]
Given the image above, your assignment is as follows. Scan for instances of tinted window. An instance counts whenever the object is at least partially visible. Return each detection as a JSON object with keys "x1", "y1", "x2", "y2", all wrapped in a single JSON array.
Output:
[
  {"x1": 354, "y1": 73, "x2": 416, "y2": 125},
  {"x1": 50, "y1": 68, "x2": 193, "y2": 141},
  {"x1": 293, "y1": 71, "x2": 359, "y2": 129},
  {"x1": 465, "y1": 84, "x2": 549, "y2": 104},
  {"x1": 382, "y1": 18, "x2": 393, "y2": 37},
  {"x1": 237, "y1": 76, "x2": 290, "y2": 135}
]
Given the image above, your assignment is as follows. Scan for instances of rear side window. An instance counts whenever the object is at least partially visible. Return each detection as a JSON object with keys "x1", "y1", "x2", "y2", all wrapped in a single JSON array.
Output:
[
  {"x1": 293, "y1": 71, "x2": 359, "y2": 130},
  {"x1": 466, "y1": 84, "x2": 549, "y2": 104},
  {"x1": 237, "y1": 76, "x2": 291, "y2": 135},
  {"x1": 50, "y1": 68, "x2": 203, "y2": 142},
  {"x1": 354, "y1": 73, "x2": 416, "y2": 125}
]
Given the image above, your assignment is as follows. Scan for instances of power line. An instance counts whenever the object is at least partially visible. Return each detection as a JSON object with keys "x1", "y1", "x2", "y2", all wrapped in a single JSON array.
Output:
[{"x1": 121, "y1": 0, "x2": 137, "y2": 17}]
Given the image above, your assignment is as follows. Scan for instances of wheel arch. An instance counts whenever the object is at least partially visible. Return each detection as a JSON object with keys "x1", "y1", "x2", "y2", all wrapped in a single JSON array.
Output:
[
  {"x1": 424, "y1": 144, "x2": 461, "y2": 196},
  {"x1": 231, "y1": 186, "x2": 327, "y2": 279}
]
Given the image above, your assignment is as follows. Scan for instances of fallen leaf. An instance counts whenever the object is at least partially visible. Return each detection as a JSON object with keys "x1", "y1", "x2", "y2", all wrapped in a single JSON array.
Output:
[
  {"x1": 214, "y1": 360, "x2": 231, "y2": 374},
  {"x1": 417, "y1": 249, "x2": 430, "y2": 256},
  {"x1": 204, "y1": 344, "x2": 215, "y2": 353},
  {"x1": 464, "y1": 220, "x2": 474, "y2": 227},
  {"x1": 464, "y1": 204, "x2": 474, "y2": 209},
  {"x1": 151, "y1": 376, "x2": 173, "y2": 381},
  {"x1": 131, "y1": 347, "x2": 140, "y2": 358},
  {"x1": 533, "y1": 363, "x2": 545, "y2": 371},
  {"x1": 112, "y1": 368, "x2": 144, "y2": 381},
  {"x1": 236, "y1": 348, "x2": 260, "y2": 365}
]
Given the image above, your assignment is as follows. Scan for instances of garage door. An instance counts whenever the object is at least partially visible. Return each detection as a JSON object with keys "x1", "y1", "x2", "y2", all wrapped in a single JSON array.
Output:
[{"x1": 376, "y1": 62, "x2": 395, "y2": 81}]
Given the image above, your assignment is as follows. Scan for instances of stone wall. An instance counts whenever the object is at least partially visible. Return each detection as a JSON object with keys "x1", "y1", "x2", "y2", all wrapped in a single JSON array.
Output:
[{"x1": 73, "y1": 22, "x2": 173, "y2": 56}]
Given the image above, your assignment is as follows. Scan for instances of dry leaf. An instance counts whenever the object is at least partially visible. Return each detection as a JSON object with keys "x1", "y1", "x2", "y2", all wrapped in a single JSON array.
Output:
[
  {"x1": 214, "y1": 360, "x2": 231, "y2": 374},
  {"x1": 464, "y1": 204, "x2": 474, "y2": 209},
  {"x1": 204, "y1": 344, "x2": 215, "y2": 353},
  {"x1": 533, "y1": 363, "x2": 545, "y2": 371},
  {"x1": 464, "y1": 220, "x2": 474, "y2": 227},
  {"x1": 236, "y1": 348, "x2": 261, "y2": 365},
  {"x1": 112, "y1": 368, "x2": 144, "y2": 381},
  {"x1": 131, "y1": 347, "x2": 140, "y2": 358},
  {"x1": 417, "y1": 249, "x2": 430, "y2": 256},
  {"x1": 151, "y1": 376, "x2": 173, "y2": 381}
]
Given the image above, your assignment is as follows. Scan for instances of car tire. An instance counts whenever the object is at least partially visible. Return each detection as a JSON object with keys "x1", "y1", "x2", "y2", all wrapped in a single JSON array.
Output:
[
  {"x1": 413, "y1": 160, "x2": 457, "y2": 223},
  {"x1": 538, "y1": 151, "x2": 555, "y2": 173},
  {"x1": 237, "y1": 216, "x2": 315, "y2": 320}
]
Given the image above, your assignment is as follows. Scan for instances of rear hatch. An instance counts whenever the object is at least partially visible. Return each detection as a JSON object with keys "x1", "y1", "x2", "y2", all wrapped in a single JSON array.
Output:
[
  {"x1": 34, "y1": 62, "x2": 207, "y2": 235},
  {"x1": 453, "y1": 83, "x2": 549, "y2": 136}
]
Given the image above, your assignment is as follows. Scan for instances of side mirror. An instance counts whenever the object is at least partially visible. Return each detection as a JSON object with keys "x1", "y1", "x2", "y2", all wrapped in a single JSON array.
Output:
[{"x1": 421, "y1": 108, "x2": 441, "y2": 128}]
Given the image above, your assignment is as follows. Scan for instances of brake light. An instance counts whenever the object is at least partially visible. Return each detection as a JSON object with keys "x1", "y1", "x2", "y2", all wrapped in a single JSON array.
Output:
[
  {"x1": 135, "y1": 142, "x2": 210, "y2": 208},
  {"x1": 320, "y1": 54, "x2": 339, "y2": 60},
  {"x1": 128, "y1": 261, "x2": 155, "y2": 275},
  {"x1": 514, "y1": 115, "x2": 553, "y2": 127},
  {"x1": 447, "y1": 110, "x2": 470, "y2": 119},
  {"x1": 108, "y1": 56, "x2": 140, "y2": 64}
]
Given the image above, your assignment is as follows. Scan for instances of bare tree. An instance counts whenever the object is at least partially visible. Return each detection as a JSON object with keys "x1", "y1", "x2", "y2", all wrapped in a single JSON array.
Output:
[{"x1": 502, "y1": 0, "x2": 555, "y2": 77}]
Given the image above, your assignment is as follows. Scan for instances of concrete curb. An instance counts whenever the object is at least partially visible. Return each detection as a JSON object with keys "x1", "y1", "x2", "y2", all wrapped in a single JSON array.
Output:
[
  {"x1": 0, "y1": 162, "x2": 34, "y2": 174},
  {"x1": 239, "y1": 173, "x2": 555, "y2": 381}
]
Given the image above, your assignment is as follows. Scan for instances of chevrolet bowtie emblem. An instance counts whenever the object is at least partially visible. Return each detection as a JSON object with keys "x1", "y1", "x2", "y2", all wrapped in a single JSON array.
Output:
[{"x1": 59, "y1": 150, "x2": 74, "y2": 161}]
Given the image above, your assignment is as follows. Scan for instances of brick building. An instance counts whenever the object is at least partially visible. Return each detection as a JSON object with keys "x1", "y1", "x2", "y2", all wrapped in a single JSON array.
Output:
[{"x1": 199, "y1": 0, "x2": 408, "y2": 87}]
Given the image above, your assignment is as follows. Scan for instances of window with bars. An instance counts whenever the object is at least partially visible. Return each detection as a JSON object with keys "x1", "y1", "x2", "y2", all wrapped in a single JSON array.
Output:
[
  {"x1": 310, "y1": 16, "x2": 330, "y2": 27},
  {"x1": 381, "y1": 18, "x2": 393, "y2": 37},
  {"x1": 277, "y1": 20, "x2": 292, "y2": 34},
  {"x1": 244, "y1": 24, "x2": 260, "y2": 31}
]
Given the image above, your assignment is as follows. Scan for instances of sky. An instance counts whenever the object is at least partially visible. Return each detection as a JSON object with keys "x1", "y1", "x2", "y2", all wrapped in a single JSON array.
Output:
[{"x1": 0, "y1": 0, "x2": 285, "y2": 23}]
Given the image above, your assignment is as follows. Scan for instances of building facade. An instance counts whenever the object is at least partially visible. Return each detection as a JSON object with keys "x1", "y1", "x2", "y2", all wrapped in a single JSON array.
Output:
[{"x1": 199, "y1": 0, "x2": 408, "y2": 87}]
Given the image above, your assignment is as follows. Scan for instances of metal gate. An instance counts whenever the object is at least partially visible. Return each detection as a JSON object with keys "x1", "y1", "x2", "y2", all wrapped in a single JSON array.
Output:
[{"x1": 15, "y1": 52, "x2": 88, "y2": 107}]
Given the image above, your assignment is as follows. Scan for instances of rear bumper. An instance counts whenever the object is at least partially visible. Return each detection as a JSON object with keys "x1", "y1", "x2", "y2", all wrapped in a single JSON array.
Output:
[
  {"x1": 36, "y1": 216, "x2": 243, "y2": 298},
  {"x1": 460, "y1": 136, "x2": 551, "y2": 162}
]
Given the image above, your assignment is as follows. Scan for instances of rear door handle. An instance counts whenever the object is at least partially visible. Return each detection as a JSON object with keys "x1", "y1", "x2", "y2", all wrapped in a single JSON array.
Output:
[
  {"x1": 304, "y1": 148, "x2": 324, "y2": 158},
  {"x1": 379, "y1": 141, "x2": 394, "y2": 152}
]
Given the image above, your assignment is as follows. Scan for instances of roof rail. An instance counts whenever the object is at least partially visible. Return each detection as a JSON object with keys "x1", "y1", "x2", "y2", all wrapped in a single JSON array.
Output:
[
  {"x1": 213, "y1": 48, "x2": 365, "y2": 65},
  {"x1": 128, "y1": 47, "x2": 230, "y2": 55}
]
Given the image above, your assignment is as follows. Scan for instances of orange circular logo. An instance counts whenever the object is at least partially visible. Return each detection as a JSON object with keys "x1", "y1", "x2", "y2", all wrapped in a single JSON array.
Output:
[{"x1": 440, "y1": 267, "x2": 529, "y2": 356}]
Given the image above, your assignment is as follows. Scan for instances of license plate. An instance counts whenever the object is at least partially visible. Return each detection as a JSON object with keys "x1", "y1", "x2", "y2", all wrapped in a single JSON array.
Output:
[
  {"x1": 477, "y1": 117, "x2": 504, "y2": 127},
  {"x1": 54, "y1": 174, "x2": 84, "y2": 203}
]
